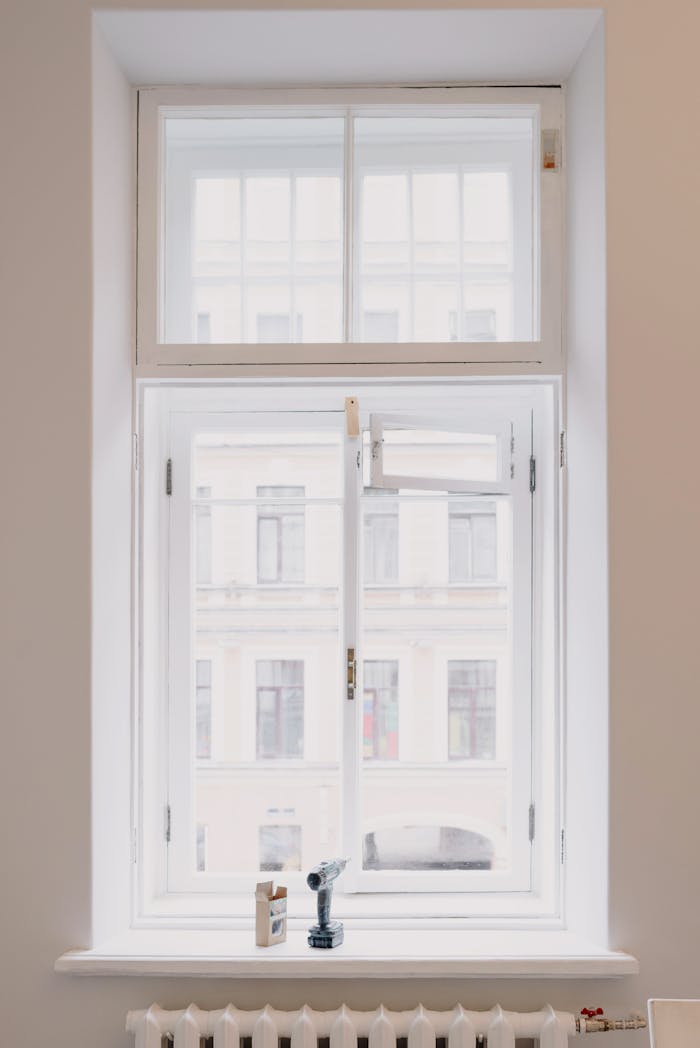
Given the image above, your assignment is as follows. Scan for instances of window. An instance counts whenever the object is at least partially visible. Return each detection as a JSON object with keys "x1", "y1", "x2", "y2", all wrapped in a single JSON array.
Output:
[
  {"x1": 136, "y1": 87, "x2": 562, "y2": 369},
  {"x1": 447, "y1": 660, "x2": 497, "y2": 760},
  {"x1": 196, "y1": 824, "x2": 208, "y2": 872},
  {"x1": 256, "y1": 313, "x2": 304, "y2": 344},
  {"x1": 448, "y1": 502, "x2": 498, "y2": 582},
  {"x1": 136, "y1": 85, "x2": 561, "y2": 920},
  {"x1": 146, "y1": 382, "x2": 554, "y2": 907},
  {"x1": 259, "y1": 824, "x2": 302, "y2": 871},
  {"x1": 195, "y1": 659, "x2": 212, "y2": 759},
  {"x1": 256, "y1": 486, "x2": 305, "y2": 584},
  {"x1": 256, "y1": 660, "x2": 304, "y2": 758},
  {"x1": 195, "y1": 485, "x2": 212, "y2": 584},
  {"x1": 363, "y1": 501, "x2": 399, "y2": 584},
  {"x1": 363, "y1": 660, "x2": 399, "y2": 759}
]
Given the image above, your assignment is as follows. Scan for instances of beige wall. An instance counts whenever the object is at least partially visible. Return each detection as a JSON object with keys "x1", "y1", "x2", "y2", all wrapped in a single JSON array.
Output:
[{"x1": 2, "y1": 1, "x2": 700, "y2": 1045}]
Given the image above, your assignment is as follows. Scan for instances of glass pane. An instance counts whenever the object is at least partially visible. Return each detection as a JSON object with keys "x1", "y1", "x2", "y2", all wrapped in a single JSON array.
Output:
[
  {"x1": 354, "y1": 115, "x2": 534, "y2": 341},
  {"x1": 164, "y1": 117, "x2": 344, "y2": 343},
  {"x1": 192, "y1": 428, "x2": 342, "y2": 874},
  {"x1": 360, "y1": 489, "x2": 512, "y2": 873},
  {"x1": 380, "y1": 425, "x2": 500, "y2": 485}
]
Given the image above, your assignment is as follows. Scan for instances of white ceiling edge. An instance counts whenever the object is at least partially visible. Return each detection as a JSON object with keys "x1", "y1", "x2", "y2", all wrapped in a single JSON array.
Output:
[{"x1": 94, "y1": 9, "x2": 602, "y2": 88}]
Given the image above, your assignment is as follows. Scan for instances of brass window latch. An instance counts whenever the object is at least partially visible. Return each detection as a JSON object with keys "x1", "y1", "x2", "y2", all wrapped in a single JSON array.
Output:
[{"x1": 346, "y1": 648, "x2": 356, "y2": 700}]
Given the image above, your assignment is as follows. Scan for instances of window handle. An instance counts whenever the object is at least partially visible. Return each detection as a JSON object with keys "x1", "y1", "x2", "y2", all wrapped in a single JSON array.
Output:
[{"x1": 346, "y1": 648, "x2": 356, "y2": 700}]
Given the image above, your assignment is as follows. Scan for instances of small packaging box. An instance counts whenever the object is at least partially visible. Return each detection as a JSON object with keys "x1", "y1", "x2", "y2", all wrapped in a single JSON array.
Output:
[{"x1": 255, "y1": 881, "x2": 287, "y2": 946}]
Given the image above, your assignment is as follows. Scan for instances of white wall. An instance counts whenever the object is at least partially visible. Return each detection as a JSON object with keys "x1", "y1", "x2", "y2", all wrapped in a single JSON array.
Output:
[
  {"x1": 91, "y1": 21, "x2": 134, "y2": 946},
  {"x1": 564, "y1": 17, "x2": 608, "y2": 946},
  {"x1": 3, "y1": 1, "x2": 700, "y2": 1045}
]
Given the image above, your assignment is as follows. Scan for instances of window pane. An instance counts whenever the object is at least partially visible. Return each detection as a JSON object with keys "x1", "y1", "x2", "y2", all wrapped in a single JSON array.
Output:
[
  {"x1": 354, "y1": 115, "x2": 533, "y2": 341},
  {"x1": 164, "y1": 117, "x2": 344, "y2": 343},
  {"x1": 191, "y1": 428, "x2": 342, "y2": 874},
  {"x1": 360, "y1": 487, "x2": 511, "y2": 873},
  {"x1": 380, "y1": 426, "x2": 500, "y2": 486}
]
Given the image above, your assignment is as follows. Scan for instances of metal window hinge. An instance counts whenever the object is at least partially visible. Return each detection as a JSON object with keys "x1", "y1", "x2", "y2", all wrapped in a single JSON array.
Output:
[
  {"x1": 132, "y1": 433, "x2": 139, "y2": 471},
  {"x1": 346, "y1": 647, "x2": 357, "y2": 700},
  {"x1": 166, "y1": 458, "x2": 173, "y2": 496},
  {"x1": 165, "y1": 804, "x2": 171, "y2": 843},
  {"x1": 528, "y1": 803, "x2": 536, "y2": 842},
  {"x1": 559, "y1": 430, "x2": 566, "y2": 469},
  {"x1": 529, "y1": 456, "x2": 536, "y2": 493},
  {"x1": 356, "y1": 450, "x2": 361, "y2": 470},
  {"x1": 561, "y1": 827, "x2": 566, "y2": 864}
]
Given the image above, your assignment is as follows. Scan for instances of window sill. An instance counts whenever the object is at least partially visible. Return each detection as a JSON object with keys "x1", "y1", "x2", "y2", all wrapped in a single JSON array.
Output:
[{"x1": 55, "y1": 928, "x2": 638, "y2": 978}]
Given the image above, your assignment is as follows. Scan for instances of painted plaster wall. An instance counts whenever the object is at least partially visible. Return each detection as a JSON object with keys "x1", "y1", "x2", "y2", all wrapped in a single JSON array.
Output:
[{"x1": 2, "y1": 1, "x2": 700, "y2": 1045}]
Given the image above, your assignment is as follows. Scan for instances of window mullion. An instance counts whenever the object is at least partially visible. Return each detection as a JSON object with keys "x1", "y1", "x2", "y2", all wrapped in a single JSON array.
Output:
[
  {"x1": 343, "y1": 110, "x2": 354, "y2": 343},
  {"x1": 289, "y1": 170, "x2": 297, "y2": 343},
  {"x1": 240, "y1": 176, "x2": 247, "y2": 341},
  {"x1": 341, "y1": 427, "x2": 361, "y2": 888}
]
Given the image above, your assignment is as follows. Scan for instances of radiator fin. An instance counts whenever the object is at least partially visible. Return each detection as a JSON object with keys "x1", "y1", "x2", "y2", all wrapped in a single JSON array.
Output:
[
  {"x1": 370, "y1": 1007, "x2": 397, "y2": 1048},
  {"x1": 214, "y1": 1006, "x2": 241, "y2": 1048},
  {"x1": 331, "y1": 1005, "x2": 358, "y2": 1048},
  {"x1": 254, "y1": 1007, "x2": 280, "y2": 1048},
  {"x1": 409, "y1": 1007, "x2": 435, "y2": 1048},
  {"x1": 175, "y1": 1004, "x2": 205, "y2": 1048},
  {"x1": 448, "y1": 1006, "x2": 476, "y2": 1048}
]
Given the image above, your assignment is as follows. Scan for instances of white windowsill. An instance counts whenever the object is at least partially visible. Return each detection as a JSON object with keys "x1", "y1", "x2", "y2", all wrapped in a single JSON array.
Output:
[{"x1": 55, "y1": 928, "x2": 638, "y2": 978}]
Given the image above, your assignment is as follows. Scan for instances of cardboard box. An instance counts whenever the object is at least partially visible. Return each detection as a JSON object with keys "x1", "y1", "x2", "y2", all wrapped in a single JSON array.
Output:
[{"x1": 255, "y1": 881, "x2": 287, "y2": 946}]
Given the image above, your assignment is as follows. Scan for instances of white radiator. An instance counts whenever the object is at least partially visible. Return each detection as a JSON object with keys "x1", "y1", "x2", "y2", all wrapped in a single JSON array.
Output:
[{"x1": 126, "y1": 1005, "x2": 577, "y2": 1048}]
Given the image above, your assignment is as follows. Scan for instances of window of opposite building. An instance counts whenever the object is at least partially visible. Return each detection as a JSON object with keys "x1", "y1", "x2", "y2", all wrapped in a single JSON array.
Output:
[
  {"x1": 256, "y1": 486, "x2": 305, "y2": 584},
  {"x1": 448, "y1": 502, "x2": 498, "y2": 583},
  {"x1": 363, "y1": 660, "x2": 399, "y2": 760},
  {"x1": 447, "y1": 660, "x2": 497, "y2": 760},
  {"x1": 256, "y1": 659, "x2": 305, "y2": 759}
]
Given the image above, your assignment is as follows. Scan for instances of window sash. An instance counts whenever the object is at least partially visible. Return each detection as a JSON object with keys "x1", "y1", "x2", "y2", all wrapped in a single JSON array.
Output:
[
  {"x1": 136, "y1": 86, "x2": 562, "y2": 372},
  {"x1": 161, "y1": 395, "x2": 535, "y2": 897}
]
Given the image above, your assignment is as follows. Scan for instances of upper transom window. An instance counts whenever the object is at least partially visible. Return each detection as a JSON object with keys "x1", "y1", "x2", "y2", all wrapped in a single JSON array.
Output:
[{"x1": 136, "y1": 88, "x2": 562, "y2": 369}]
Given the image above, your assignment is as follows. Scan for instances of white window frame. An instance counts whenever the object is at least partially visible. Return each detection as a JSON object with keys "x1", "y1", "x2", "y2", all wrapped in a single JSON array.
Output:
[
  {"x1": 138, "y1": 382, "x2": 558, "y2": 919},
  {"x1": 136, "y1": 86, "x2": 563, "y2": 373}
]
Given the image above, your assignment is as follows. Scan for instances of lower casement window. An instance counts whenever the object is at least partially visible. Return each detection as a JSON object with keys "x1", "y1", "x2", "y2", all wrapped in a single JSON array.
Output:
[{"x1": 139, "y1": 382, "x2": 558, "y2": 913}]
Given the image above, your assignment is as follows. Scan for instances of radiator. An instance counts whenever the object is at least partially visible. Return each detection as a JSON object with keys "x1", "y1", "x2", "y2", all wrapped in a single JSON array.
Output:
[{"x1": 126, "y1": 1005, "x2": 646, "y2": 1048}]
